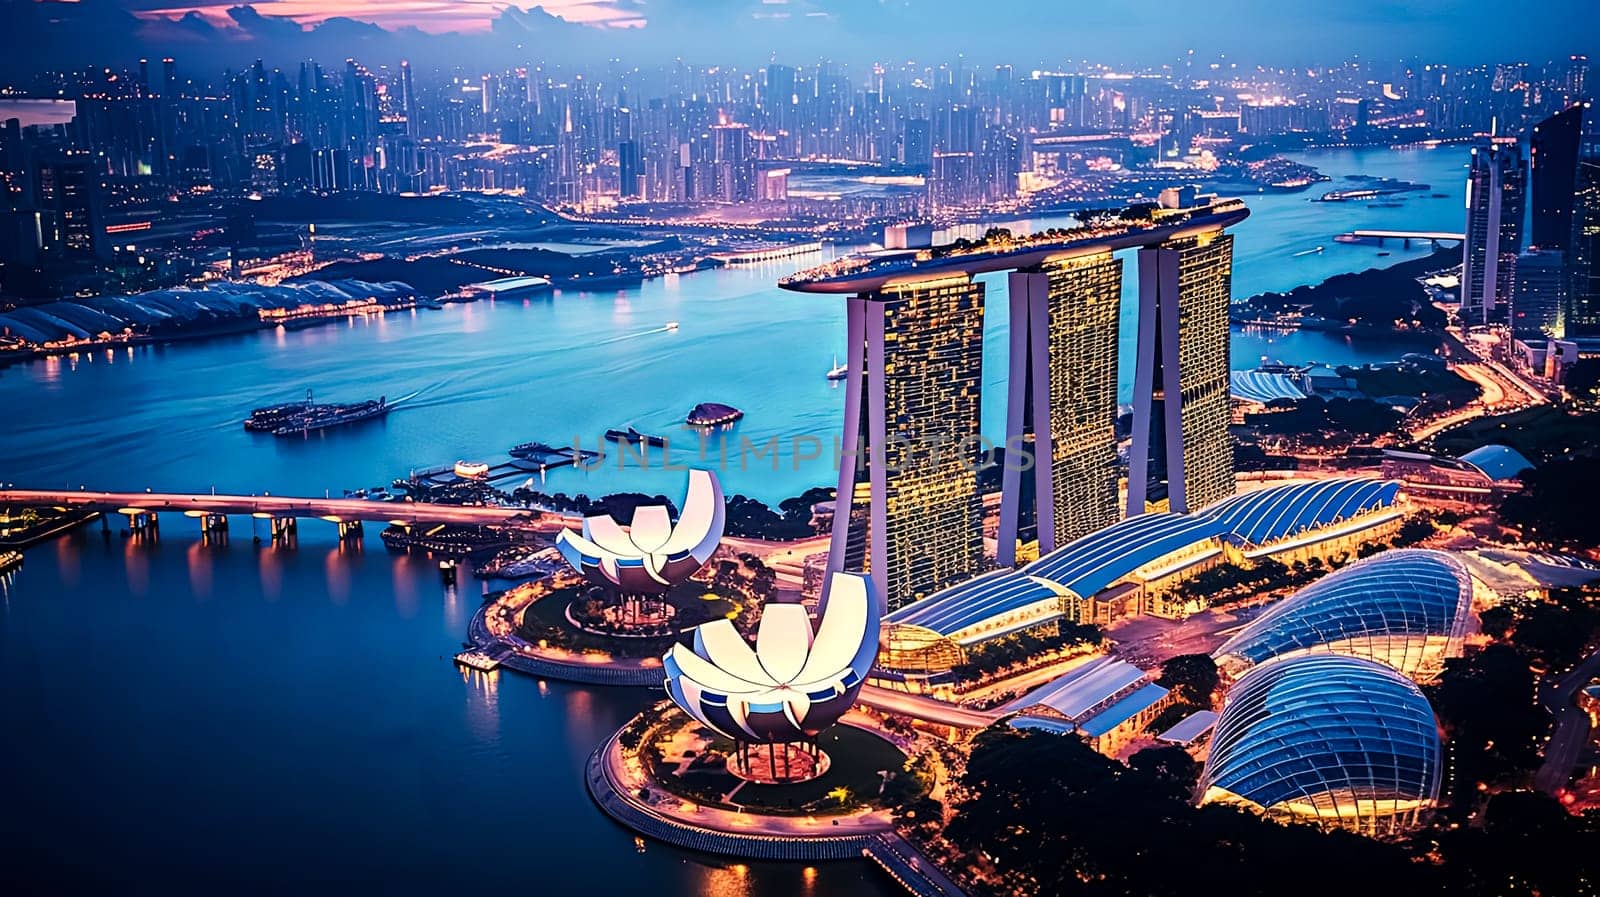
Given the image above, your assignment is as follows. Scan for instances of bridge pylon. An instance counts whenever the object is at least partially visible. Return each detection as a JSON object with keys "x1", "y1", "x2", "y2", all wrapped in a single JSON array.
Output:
[{"x1": 269, "y1": 516, "x2": 298, "y2": 547}]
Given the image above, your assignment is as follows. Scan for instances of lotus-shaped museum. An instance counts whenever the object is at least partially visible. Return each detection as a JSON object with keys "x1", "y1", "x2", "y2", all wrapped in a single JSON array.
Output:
[
  {"x1": 554, "y1": 469, "x2": 725, "y2": 594},
  {"x1": 663, "y1": 572, "x2": 882, "y2": 744}
]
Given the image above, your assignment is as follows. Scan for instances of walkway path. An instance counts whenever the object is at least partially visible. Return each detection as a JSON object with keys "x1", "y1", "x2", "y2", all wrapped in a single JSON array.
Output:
[{"x1": 1534, "y1": 646, "x2": 1600, "y2": 795}]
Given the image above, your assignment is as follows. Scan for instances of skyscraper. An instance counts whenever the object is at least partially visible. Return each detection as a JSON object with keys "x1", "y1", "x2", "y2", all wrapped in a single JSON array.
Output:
[
  {"x1": 997, "y1": 252, "x2": 1123, "y2": 566},
  {"x1": 399, "y1": 60, "x2": 417, "y2": 137},
  {"x1": 1512, "y1": 248, "x2": 1566, "y2": 338},
  {"x1": 1569, "y1": 153, "x2": 1600, "y2": 336},
  {"x1": 1461, "y1": 138, "x2": 1527, "y2": 325},
  {"x1": 828, "y1": 277, "x2": 986, "y2": 611},
  {"x1": 1530, "y1": 105, "x2": 1584, "y2": 251},
  {"x1": 1128, "y1": 207, "x2": 1236, "y2": 514}
]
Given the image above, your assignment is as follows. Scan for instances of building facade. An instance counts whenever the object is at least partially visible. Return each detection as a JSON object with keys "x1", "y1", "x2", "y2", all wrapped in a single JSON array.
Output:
[
  {"x1": 1128, "y1": 230, "x2": 1237, "y2": 514},
  {"x1": 1461, "y1": 138, "x2": 1527, "y2": 325},
  {"x1": 830, "y1": 276, "x2": 987, "y2": 612},
  {"x1": 997, "y1": 251, "x2": 1123, "y2": 566}
]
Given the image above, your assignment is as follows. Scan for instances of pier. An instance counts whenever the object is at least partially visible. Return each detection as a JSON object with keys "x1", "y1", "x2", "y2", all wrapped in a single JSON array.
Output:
[{"x1": 1332, "y1": 229, "x2": 1465, "y2": 248}]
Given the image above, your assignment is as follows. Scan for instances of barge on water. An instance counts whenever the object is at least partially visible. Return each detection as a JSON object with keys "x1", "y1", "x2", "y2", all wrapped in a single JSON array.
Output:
[
  {"x1": 685, "y1": 402, "x2": 744, "y2": 428},
  {"x1": 244, "y1": 389, "x2": 392, "y2": 437}
]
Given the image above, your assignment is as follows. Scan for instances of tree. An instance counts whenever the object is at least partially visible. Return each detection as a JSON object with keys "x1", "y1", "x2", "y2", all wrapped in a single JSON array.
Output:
[
  {"x1": 1565, "y1": 357, "x2": 1600, "y2": 404},
  {"x1": 1425, "y1": 644, "x2": 1549, "y2": 813},
  {"x1": 1158, "y1": 653, "x2": 1219, "y2": 707}
]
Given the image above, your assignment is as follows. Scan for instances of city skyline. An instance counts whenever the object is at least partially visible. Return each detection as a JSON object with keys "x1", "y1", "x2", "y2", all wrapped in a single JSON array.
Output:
[{"x1": 3, "y1": 0, "x2": 1597, "y2": 79}]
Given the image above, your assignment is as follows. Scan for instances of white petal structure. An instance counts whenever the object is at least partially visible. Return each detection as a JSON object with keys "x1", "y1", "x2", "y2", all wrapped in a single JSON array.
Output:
[
  {"x1": 554, "y1": 469, "x2": 725, "y2": 594},
  {"x1": 664, "y1": 572, "x2": 882, "y2": 744}
]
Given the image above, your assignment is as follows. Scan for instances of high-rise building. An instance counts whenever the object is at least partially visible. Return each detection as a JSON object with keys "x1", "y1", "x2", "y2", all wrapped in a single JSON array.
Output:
[
  {"x1": 1128, "y1": 223, "x2": 1236, "y2": 515},
  {"x1": 399, "y1": 61, "x2": 417, "y2": 137},
  {"x1": 997, "y1": 252, "x2": 1123, "y2": 566},
  {"x1": 1512, "y1": 248, "x2": 1566, "y2": 338},
  {"x1": 828, "y1": 277, "x2": 986, "y2": 611},
  {"x1": 33, "y1": 153, "x2": 108, "y2": 261},
  {"x1": 1530, "y1": 105, "x2": 1584, "y2": 251},
  {"x1": 1461, "y1": 138, "x2": 1526, "y2": 325},
  {"x1": 1569, "y1": 154, "x2": 1600, "y2": 336}
]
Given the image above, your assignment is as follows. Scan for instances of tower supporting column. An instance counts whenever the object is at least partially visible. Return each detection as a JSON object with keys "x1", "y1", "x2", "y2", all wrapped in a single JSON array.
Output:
[
  {"x1": 337, "y1": 519, "x2": 364, "y2": 541},
  {"x1": 200, "y1": 513, "x2": 229, "y2": 544}
]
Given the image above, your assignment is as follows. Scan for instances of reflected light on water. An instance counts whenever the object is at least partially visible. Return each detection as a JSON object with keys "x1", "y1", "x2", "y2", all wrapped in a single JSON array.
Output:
[
  {"x1": 185, "y1": 539, "x2": 214, "y2": 600},
  {"x1": 324, "y1": 546, "x2": 352, "y2": 606},
  {"x1": 258, "y1": 546, "x2": 283, "y2": 602},
  {"x1": 463, "y1": 667, "x2": 500, "y2": 739},
  {"x1": 696, "y1": 862, "x2": 753, "y2": 897}
]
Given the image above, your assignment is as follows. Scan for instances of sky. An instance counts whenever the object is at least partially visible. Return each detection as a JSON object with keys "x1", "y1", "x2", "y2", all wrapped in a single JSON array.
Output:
[{"x1": 2, "y1": 0, "x2": 1596, "y2": 79}]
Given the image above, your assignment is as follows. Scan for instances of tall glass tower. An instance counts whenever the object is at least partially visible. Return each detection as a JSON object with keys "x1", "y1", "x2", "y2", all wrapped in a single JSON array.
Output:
[
  {"x1": 829, "y1": 277, "x2": 986, "y2": 611},
  {"x1": 997, "y1": 251, "x2": 1123, "y2": 565},
  {"x1": 1128, "y1": 231, "x2": 1236, "y2": 515},
  {"x1": 1462, "y1": 139, "x2": 1527, "y2": 325}
]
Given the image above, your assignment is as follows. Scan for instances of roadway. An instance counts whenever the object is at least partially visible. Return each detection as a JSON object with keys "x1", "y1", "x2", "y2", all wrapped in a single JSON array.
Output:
[
  {"x1": 0, "y1": 488, "x2": 563, "y2": 529},
  {"x1": 858, "y1": 684, "x2": 1003, "y2": 730},
  {"x1": 1533, "y1": 646, "x2": 1600, "y2": 795}
]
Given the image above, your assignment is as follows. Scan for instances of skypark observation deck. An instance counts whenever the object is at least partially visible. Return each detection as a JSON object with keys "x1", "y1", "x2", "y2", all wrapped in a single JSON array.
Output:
[
  {"x1": 877, "y1": 478, "x2": 1406, "y2": 676},
  {"x1": 778, "y1": 198, "x2": 1250, "y2": 294}
]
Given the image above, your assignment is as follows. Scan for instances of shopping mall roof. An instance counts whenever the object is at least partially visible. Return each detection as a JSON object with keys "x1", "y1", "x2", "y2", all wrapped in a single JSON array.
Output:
[
  {"x1": 884, "y1": 569, "x2": 1062, "y2": 639},
  {"x1": 1024, "y1": 512, "x2": 1227, "y2": 597},
  {"x1": 1202, "y1": 478, "x2": 1401, "y2": 548}
]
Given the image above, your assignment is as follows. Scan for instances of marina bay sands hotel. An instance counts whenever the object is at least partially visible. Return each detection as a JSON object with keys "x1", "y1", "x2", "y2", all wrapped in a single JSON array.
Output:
[{"x1": 780, "y1": 188, "x2": 1249, "y2": 611}]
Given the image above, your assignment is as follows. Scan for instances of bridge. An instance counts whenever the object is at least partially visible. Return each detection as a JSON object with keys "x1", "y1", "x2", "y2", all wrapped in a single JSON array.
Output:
[
  {"x1": 0, "y1": 488, "x2": 564, "y2": 542},
  {"x1": 1333, "y1": 229, "x2": 1466, "y2": 248}
]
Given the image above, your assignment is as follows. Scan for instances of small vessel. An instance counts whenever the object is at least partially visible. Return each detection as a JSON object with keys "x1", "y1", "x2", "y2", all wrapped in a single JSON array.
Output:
[
  {"x1": 1291, "y1": 246, "x2": 1325, "y2": 258},
  {"x1": 605, "y1": 426, "x2": 669, "y2": 448},
  {"x1": 665, "y1": 321, "x2": 680, "y2": 332},
  {"x1": 686, "y1": 402, "x2": 744, "y2": 428},
  {"x1": 0, "y1": 550, "x2": 22, "y2": 574},
  {"x1": 454, "y1": 460, "x2": 491, "y2": 480},
  {"x1": 826, "y1": 355, "x2": 849, "y2": 380},
  {"x1": 1377, "y1": 251, "x2": 1392, "y2": 257}
]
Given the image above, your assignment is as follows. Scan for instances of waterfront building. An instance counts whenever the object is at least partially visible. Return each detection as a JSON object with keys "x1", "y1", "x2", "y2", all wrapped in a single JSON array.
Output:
[
  {"x1": 878, "y1": 478, "x2": 1405, "y2": 675},
  {"x1": 1128, "y1": 221, "x2": 1238, "y2": 514},
  {"x1": 662, "y1": 572, "x2": 880, "y2": 781},
  {"x1": 1461, "y1": 138, "x2": 1527, "y2": 325},
  {"x1": 832, "y1": 277, "x2": 987, "y2": 612},
  {"x1": 1005, "y1": 656, "x2": 1173, "y2": 757},
  {"x1": 554, "y1": 469, "x2": 724, "y2": 622},
  {"x1": 1213, "y1": 549, "x2": 1474, "y2": 684},
  {"x1": 1198, "y1": 654, "x2": 1443, "y2": 836},
  {"x1": 1530, "y1": 105, "x2": 1585, "y2": 251},
  {"x1": 783, "y1": 193, "x2": 1247, "y2": 612},
  {"x1": 996, "y1": 251, "x2": 1123, "y2": 566}
]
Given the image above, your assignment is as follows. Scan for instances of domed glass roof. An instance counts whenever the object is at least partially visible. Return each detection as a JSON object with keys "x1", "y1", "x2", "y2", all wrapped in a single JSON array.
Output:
[
  {"x1": 1213, "y1": 549, "x2": 1472, "y2": 682},
  {"x1": 1198, "y1": 654, "x2": 1442, "y2": 835}
]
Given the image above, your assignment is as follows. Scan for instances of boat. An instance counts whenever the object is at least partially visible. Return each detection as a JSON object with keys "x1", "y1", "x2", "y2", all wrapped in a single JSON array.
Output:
[
  {"x1": 1291, "y1": 246, "x2": 1325, "y2": 258},
  {"x1": 665, "y1": 321, "x2": 680, "y2": 332},
  {"x1": 1377, "y1": 251, "x2": 1392, "y2": 257},
  {"x1": 244, "y1": 389, "x2": 314, "y2": 431},
  {"x1": 686, "y1": 402, "x2": 744, "y2": 427},
  {"x1": 605, "y1": 426, "x2": 669, "y2": 448},
  {"x1": 0, "y1": 550, "x2": 21, "y2": 574},
  {"x1": 271, "y1": 396, "x2": 390, "y2": 436},
  {"x1": 826, "y1": 355, "x2": 849, "y2": 380}
]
